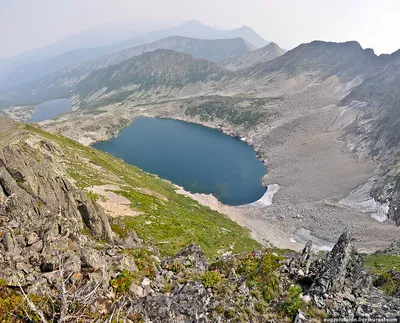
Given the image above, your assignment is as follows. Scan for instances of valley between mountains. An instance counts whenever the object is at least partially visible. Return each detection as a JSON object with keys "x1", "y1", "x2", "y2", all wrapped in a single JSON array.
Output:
[{"x1": 29, "y1": 42, "x2": 400, "y2": 253}]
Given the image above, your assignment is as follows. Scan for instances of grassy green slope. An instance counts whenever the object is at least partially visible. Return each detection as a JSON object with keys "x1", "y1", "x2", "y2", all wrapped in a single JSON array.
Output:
[
  {"x1": 364, "y1": 254, "x2": 400, "y2": 274},
  {"x1": 25, "y1": 124, "x2": 260, "y2": 259}
]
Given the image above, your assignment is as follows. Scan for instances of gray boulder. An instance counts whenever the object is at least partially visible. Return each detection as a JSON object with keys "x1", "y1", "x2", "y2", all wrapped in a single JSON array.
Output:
[
  {"x1": 164, "y1": 243, "x2": 209, "y2": 275},
  {"x1": 124, "y1": 281, "x2": 211, "y2": 323}
]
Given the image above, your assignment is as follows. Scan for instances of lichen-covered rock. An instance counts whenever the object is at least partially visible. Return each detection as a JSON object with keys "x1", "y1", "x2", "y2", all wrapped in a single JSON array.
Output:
[
  {"x1": 80, "y1": 248, "x2": 104, "y2": 272},
  {"x1": 124, "y1": 281, "x2": 211, "y2": 323},
  {"x1": 354, "y1": 288, "x2": 400, "y2": 319},
  {"x1": 163, "y1": 243, "x2": 209, "y2": 275},
  {"x1": 285, "y1": 229, "x2": 400, "y2": 320},
  {"x1": 309, "y1": 228, "x2": 370, "y2": 295},
  {"x1": 294, "y1": 310, "x2": 308, "y2": 323},
  {"x1": 0, "y1": 142, "x2": 113, "y2": 242},
  {"x1": 113, "y1": 253, "x2": 138, "y2": 273}
]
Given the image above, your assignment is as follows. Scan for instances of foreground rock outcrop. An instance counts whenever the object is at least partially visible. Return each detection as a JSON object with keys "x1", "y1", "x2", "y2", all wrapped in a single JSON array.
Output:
[
  {"x1": 2, "y1": 189, "x2": 400, "y2": 322},
  {"x1": 279, "y1": 232, "x2": 399, "y2": 321}
]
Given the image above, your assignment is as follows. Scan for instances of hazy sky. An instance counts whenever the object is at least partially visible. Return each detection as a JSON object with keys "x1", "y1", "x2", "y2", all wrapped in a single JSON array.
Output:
[{"x1": 1, "y1": 0, "x2": 400, "y2": 58}]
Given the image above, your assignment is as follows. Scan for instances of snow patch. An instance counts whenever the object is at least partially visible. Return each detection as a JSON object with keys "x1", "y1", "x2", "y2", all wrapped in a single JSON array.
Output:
[
  {"x1": 339, "y1": 179, "x2": 390, "y2": 222},
  {"x1": 241, "y1": 184, "x2": 279, "y2": 207},
  {"x1": 293, "y1": 228, "x2": 335, "y2": 251}
]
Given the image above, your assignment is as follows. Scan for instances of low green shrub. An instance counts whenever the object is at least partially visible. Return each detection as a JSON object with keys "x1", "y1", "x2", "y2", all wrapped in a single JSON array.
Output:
[
  {"x1": 375, "y1": 271, "x2": 400, "y2": 296},
  {"x1": 279, "y1": 284, "x2": 305, "y2": 318},
  {"x1": 0, "y1": 292, "x2": 43, "y2": 323},
  {"x1": 110, "y1": 270, "x2": 134, "y2": 294},
  {"x1": 85, "y1": 190, "x2": 100, "y2": 202},
  {"x1": 0, "y1": 278, "x2": 7, "y2": 288},
  {"x1": 122, "y1": 248, "x2": 158, "y2": 281},
  {"x1": 238, "y1": 251, "x2": 282, "y2": 302},
  {"x1": 202, "y1": 271, "x2": 222, "y2": 288}
]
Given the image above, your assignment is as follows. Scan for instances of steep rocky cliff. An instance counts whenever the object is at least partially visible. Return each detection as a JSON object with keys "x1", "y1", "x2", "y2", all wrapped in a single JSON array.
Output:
[{"x1": 339, "y1": 49, "x2": 400, "y2": 226}]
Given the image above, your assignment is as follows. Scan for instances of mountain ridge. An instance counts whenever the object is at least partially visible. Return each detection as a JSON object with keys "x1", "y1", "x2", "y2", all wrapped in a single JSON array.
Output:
[
  {"x1": 0, "y1": 20, "x2": 268, "y2": 91},
  {"x1": 0, "y1": 36, "x2": 257, "y2": 106},
  {"x1": 75, "y1": 49, "x2": 228, "y2": 107},
  {"x1": 112, "y1": 20, "x2": 269, "y2": 51}
]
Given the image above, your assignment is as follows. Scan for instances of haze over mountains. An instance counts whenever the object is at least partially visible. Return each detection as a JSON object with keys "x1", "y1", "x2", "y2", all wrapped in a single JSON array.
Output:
[
  {"x1": 0, "y1": 19, "x2": 173, "y2": 81},
  {"x1": 0, "y1": 20, "x2": 269, "y2": 92},
  {"x1": 112, "y1": 20, "x2": 269, "y2": 50}
]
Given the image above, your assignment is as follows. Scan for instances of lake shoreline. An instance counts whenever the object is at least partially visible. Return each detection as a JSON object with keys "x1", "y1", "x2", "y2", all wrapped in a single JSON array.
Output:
[
  {"x1": 29, "y1": 98, "x2": 72, "y2": 123},
  {"x1": 40, "y1": 101, "x2": 400, "y2": 253},
  {"x1": 92, "y1": 116, "x2": 267, "y2": 206}
]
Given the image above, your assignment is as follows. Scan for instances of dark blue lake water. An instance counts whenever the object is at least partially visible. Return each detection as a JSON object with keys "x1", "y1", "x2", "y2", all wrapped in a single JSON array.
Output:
[
  {"x1": 93, "y1": 116, "x2": 266, "y2": 205},
  {"x1": 29, "y1": 98, "x2": 71, "y2": 122}
]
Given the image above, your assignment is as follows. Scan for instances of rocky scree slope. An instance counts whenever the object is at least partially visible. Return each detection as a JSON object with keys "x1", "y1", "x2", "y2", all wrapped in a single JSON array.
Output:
[
  {"x1": 146, "y1": 41, "x2": 400, "y2": 228},
  {"x1": 339, "y1": 48, "x2": 400, "y2": 226}
]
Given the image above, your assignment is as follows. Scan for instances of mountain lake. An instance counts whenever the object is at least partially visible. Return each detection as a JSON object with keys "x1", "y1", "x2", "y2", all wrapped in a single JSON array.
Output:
[
  {"x1": 29, "y1": 98, "x2": 71, "y2": 122},
  {"x1": 93, "y1": 116, "x2": 267, "y2": 206}
]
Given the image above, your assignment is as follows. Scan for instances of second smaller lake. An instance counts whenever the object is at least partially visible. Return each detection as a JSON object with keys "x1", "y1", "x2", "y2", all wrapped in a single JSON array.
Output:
[
  {"x1": 29, "y1": 98, "x2": 71, "y2": 123},
  {"x1": 93, "y1": 116, "x2": 267, "y2": 206}
]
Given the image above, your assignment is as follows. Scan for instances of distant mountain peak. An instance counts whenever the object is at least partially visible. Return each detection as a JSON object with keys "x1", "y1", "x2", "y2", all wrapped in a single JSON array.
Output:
[
  {"x1": 244, "y1": 39, "x2": 382, "y2": 82},
  {"x1": 265, "y1": 42, "x2": 280, "y2": 50},
  {"x1": 221, "y1": 40, "x2": 285, "y2": 71},
  {"x1": 181, "y1": 20, "x2": 205, "y2": 26},
  {"x1": 307, "y1": 40, "x2": 363, "y2": 51}
]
